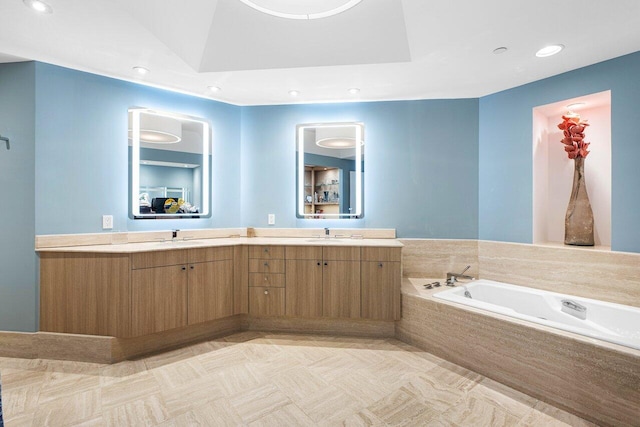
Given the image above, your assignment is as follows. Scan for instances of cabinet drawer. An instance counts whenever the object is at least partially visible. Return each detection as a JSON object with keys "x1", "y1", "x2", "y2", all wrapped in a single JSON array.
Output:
[
  {"x1": 249, "y1": 287, "x2": 285, "y2": 316},
  {"x1": 249, "y1": 258, "x2": 285, "y2": 273},
  {"x1": 131, "y1": 249, "x2": 188, "y2": 269},
  {"x1": 285, "y1": 246, "x2": 323, "y2": 260},
  {"x1": 361, "y1": 247, "x2": 401, "y2": 262},
  {"x1": 248, "y1": 245, "x2": 285, "y2": 259},
  {"x1": 189, "y1": 246, "x2": 233, "y2": 263},
  {"x1": 249, "y1": 272, "x2": 285, "y2": 288},
  {"x1": 323, "y1": 246, "x2": 361, "y2": 261}
]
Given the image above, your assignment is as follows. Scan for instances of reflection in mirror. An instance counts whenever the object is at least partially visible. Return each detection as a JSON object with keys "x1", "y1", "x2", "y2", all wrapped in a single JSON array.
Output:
[
  {"x1": 129, "y1": 108, "x2": 211, "y2": 218},
  {"x1": 297, "y1": 123, "x2": 364, "y2": 219}
]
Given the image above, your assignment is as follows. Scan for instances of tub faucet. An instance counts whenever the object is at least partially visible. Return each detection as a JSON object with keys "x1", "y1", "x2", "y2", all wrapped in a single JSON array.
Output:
[{"x1": 446, "y1": 265, "x2": 475, "y2": 286}]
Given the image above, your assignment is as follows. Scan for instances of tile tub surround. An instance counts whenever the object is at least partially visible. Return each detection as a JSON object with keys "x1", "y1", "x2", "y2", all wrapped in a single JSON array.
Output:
[
  {"x1": 399, "y1": 239, "x2": 640, "y2": 308},
  {"x1": 397, "y1": 278, "x2": 640, "y2": 427},
  {"x1": 399, "y1": 238, "x2": 478, "y2": 278},
  {"x1": 0, "y1": 332, "x2": 595, "y2": 426},
  {"x1": 478, "y1": 241, "x2": 640, "y2": 308}
]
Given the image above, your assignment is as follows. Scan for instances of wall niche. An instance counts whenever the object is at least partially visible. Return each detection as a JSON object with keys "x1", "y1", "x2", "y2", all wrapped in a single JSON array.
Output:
[{"x1": 532, "y1": 91, "x2": 611, "y2": 248}]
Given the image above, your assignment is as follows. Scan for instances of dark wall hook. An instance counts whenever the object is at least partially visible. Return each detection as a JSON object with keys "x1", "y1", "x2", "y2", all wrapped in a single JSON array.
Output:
[{"x1": 0, "y1": 135, "x2": 9, "y2": 150}]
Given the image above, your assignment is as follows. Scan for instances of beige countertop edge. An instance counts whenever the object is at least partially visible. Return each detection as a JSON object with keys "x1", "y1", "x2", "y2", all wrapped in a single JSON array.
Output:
[
  {"x1": 36, "y1": 237, "x2": 404, "y2": 253},
  {"x1": 402, "y1": 277, "x2": 640, "y2": 358}
]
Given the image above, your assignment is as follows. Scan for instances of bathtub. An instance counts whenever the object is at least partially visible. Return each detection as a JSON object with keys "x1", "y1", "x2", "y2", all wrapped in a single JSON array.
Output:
[{"x1": 433, "y1": 279, "x2": 640, "y2": 351}]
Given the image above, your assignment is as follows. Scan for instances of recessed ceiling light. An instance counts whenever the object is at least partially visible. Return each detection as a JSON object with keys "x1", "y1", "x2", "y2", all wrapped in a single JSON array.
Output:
[
  {"x1": 288, "y1": 90, "x2": 300, "y2": 97},
  {"x1": 493, "y1": 47, "x2": 508, "y2": 55},
  {"x1": 238, "y1": 0, "x2": 362, "y2": 20},
  {"x1": 348, "y1": 88, "x2": 360, "y2": 94},
  {"x1": 566, "y1": 102, "x2": 586, "y2": 110},
  {"x1": 23, "y1": 0, "x2": 52, "y2": 13},
  {"x1": 536, "y1": 44, "x2": 564, "y2": 58},
  {"x1": 133, "y1": 66, "x2": 149, "y2": 75},
  {"x1": 208, "y1": 86, "x2": 221, "y2": 93}
]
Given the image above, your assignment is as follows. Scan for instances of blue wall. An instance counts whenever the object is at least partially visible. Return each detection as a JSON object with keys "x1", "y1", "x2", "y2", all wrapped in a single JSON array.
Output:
[
  {"x1": 241, "y1": 100, "x2": 480, "y2": 238},
  {"x1": 34, "y1": 63, "x2": 242, "y2": 234},
  {"x1": 479, "y1": 51, "x2": 640, "y2": 253},
  {"x1": 0, "y1": 62, "x2": 37, "y2": 331}
]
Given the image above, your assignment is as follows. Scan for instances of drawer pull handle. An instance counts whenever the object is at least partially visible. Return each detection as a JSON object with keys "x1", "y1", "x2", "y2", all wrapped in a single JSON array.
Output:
[
  {"x1": 264, "y1": 262, "x2": 269, "y2": 267},
  {"x1": 324, "y1": 262, "x2": 328, "y2": 266},
  {"x1": 379, "y1": 263, "x2": 383, "y2": 268},
  {"x1": 317, "y1": 262, "x2": 321, "y2": 266},
  {"x1": 264, "y1": 290, "x2": 269, "y2": 295},
  {"x1": 181, "y1": 266, "x2": 187, "y2": 271},
  {"x1": 190, "y1": 265, "x2": 195, "y2": 270},
  {"x1": 264, "y1": 248, "x2": 269, "y2": 253}
]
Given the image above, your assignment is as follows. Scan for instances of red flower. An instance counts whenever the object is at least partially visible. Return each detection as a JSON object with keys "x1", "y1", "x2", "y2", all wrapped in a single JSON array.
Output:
[{"x1": 557, "y1": 114, "x2": 590, "y2": 159}]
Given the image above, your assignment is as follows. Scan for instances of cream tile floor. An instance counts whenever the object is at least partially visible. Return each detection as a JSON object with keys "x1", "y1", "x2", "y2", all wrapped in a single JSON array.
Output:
[{"x1": 0, "y1": 332, "x2": 597, "y2": 426}]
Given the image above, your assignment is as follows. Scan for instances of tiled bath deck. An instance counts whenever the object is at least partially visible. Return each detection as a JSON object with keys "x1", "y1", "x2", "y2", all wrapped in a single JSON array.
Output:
[{"x1": 0, "y1": 332, "x2": 594, "y2": 426}]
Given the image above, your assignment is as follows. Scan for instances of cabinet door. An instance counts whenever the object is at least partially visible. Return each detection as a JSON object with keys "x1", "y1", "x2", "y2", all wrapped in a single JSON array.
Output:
[
  {"x1": 40, "y1": 253, "x2": 131, "y2": 337},
  {"x1": 285, "y1": 259, "x2": 323, "y2": 317},
  {"x1": 249, "y1": 287, "x2": 285, "y2": 316},
  {"x1": 323, "y1": 260, "x2": 361, "y2": 318},
  {"x1": 188, "y1": 260, "x2": 234, "y2": 325},
  {"x1": 131, "y1": 265, "x2": 188, "y2": 336},
  {"x1": 361, "y1": 261, "x2": 401, "y2": 321}
]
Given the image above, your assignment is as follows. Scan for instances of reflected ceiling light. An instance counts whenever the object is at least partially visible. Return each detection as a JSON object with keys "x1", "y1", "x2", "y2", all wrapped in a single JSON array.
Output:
[
  {"x1": 238, "y1": 0, "x2": 362, "y2": 20},
  {"x1": 536, "y1": 44, "x2": 564, "y2": 57},
  {"x1": 348, "y1": 88, "x2": 360, "y2": 94},
  {"x1": 566, "y1": 102, "x2": 586, "y2": 110},
  {"x1": 133, "y1": 66, "x2": 149, "y2": 75},
  {"x1": 23, "y1": 0, "x2": 52, "y2": 13},
  {"x1": 493, "y1": 47, "x2": 508, "y2": 55},
  {"x1": 288, "y1": 89, "x2": 300, "y2": 97},
  {"x1": 208, "y1": 85, "x2": 221, "y2": 93},
  {"x1": 316, "y1": 126, "x2": 363, "y2": 149},
  {"x1": 128, "y1": 113, "x2": 182, "y2": 144}
]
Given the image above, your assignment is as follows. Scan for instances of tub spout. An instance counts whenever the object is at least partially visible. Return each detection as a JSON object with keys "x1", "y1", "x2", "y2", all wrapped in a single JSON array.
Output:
[{"x1": 446, "y1": 265, "x2": 475, "y2": 286}]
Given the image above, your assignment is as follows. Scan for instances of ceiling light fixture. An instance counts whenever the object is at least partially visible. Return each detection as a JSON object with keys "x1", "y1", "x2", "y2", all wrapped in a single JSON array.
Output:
[
  {"x1": 348, "y1": 88, "x2": 360, "y2": 94},
  {"x1": 288, "y1": 90, "x2": 300, "y2": 97},
  {"x1": 566, "y1": 102, "x2": 586, "y2": 110},
  {"x1": 208, "y1": 86, "x2": 221, "y2": 93},
  {"x1": 493, "y1": 47, "x2": 508, "y2": 55},
  {"x1": 536, "y1": 44, "x2": 564, "y2": 57},
  {"x1": 238, "y1": 0, "x2": 362, "y2": 20},
  {"x1": 23, "y1": 0, "x2": 52, "y2": 13},
  {"x1": 133, "y1": 66, "x2": 149, "y2": 75}
]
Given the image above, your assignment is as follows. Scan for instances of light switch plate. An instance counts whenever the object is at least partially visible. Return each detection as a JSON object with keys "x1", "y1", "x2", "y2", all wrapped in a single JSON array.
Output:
[
  {"x1": 268, "y1": 214, "x2": 275, "y2": 225},
  {"x1": 102, "y1": 215, "x2": 113, "y2": 230}
]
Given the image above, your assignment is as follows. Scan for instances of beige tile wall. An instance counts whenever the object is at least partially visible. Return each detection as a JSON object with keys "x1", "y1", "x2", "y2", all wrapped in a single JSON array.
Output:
[{"x1": 400, "y1": 239, "x2": 640, "y2": 308}]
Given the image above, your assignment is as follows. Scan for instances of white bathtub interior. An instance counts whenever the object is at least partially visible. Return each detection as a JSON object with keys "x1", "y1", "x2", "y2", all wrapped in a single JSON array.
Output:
[{"x1": 433, "y1": 279, "x2": 640, "y2": 351}]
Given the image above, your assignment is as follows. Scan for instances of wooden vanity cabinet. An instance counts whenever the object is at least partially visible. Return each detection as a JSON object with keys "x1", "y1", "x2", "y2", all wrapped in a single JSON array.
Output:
[
  {"x1": 130, "y1": 247, "x2": 233, "y2": 336},
  {"x1": 248, "y1": 246, "x2": 285, "y2": 316},
  {"x1": 285, "y1": 246, "x2": 361, "y2": 319},
  {"x1": 40, "y1": 252, "x2": 132, "y2": 337},
  {"x1": 361, "y1": 247, "x2": 401, "y2": 321}
]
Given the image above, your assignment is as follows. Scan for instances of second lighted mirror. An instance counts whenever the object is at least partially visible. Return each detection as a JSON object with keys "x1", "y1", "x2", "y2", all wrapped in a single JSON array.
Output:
[{"x1": 297, "y1": 122, "x2": 364, "y2": 219}]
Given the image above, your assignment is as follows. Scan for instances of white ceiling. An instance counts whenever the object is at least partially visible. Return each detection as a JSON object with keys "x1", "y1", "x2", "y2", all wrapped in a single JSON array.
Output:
[{"x1": 1, "y1": 0, "x2": 639, "y2": 106}]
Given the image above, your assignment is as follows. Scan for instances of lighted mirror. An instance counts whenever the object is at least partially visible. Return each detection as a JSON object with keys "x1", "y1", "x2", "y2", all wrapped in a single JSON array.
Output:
[
  {"x1": 296, "y1": 122, "x2": 364, "y2": 218},
  {"x1": 129, "y1": 108, "x2": 211, "y2": 218}
]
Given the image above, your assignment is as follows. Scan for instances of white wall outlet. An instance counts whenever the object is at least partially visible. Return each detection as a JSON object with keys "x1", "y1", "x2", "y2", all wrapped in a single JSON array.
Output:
[
  {"x1": 102, "y1": 215, "x2": 113, "y2": 230},
  {"x1": 268, "y1": 214, "x2": 275, "y2": 225}
]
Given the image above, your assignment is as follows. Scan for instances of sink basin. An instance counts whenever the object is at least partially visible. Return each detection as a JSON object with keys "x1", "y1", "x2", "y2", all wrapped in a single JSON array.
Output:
[{"x1": 305, "y1": 238, "x2": 346, "y2": 243}]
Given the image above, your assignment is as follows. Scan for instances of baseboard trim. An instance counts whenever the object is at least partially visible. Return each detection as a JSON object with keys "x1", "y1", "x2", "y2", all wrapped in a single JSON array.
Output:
[{"x1": 1, "y1": 315, "x2": 394, "y2": 363}]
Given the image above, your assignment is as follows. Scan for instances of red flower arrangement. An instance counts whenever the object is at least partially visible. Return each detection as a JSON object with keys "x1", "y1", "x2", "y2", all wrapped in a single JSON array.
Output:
[{"x1": 557, "y1": 113, "x2": 590, "y2": 159}]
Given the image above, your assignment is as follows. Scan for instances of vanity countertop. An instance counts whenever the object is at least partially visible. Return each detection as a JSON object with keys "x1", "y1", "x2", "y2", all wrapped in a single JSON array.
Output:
[{"x1": 36, "y1": 236, "x2": 403, "y2": 253}]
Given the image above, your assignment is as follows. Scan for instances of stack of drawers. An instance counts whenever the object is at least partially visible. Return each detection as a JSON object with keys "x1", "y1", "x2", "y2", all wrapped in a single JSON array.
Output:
[{"x1": 248, "y1": 245, "x2": 285, "y2": 316}]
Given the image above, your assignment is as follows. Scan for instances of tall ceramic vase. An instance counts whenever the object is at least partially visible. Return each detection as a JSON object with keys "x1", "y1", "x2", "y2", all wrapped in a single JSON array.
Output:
[{"x1": 564, "y1": 157, "x2": 594, "y2": 245}]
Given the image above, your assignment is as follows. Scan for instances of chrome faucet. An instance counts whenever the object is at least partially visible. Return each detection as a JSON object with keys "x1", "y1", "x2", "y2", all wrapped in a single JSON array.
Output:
[
  {"x1": 446, "y1": 265, "x2": 475, "y2": 286},
  {"x1": 172, "y1": 229, "x2": 180, "y2": 241},
  {"x1": 324, "y1": 227, "x2": 330, "y2": 238}
]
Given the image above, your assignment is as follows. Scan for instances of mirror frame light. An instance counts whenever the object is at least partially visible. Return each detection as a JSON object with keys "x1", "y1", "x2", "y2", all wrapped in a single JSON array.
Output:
[
  {"x1": 296, "y1": 122, "x2": 364, "y2": 219},
  {"x1": 130, "y1": 108, "x2": 211, "y2": 218}
]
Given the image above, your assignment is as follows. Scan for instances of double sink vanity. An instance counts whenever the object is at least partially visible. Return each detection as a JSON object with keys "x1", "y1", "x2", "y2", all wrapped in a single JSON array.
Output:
[{"x1": 37, "y1": 231, "x2": 402, "y2": 345}]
